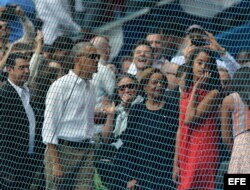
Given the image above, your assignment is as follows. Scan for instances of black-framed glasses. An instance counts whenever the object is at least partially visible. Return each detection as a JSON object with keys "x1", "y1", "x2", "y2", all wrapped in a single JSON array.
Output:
[{"x1": 118, "y1": 83, "x2": 136, "y2": 91}]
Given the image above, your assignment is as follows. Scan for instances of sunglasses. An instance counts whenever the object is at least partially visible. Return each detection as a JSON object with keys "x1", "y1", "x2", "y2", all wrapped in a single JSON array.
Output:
[{"x1": 118, "y1": 83, "x2": 136, "y2": 91}]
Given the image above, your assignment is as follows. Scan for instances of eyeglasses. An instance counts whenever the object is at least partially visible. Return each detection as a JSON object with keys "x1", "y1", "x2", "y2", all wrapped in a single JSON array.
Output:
[{"x1": 118, "y1": 83, "x2": 136, "y2": 91}]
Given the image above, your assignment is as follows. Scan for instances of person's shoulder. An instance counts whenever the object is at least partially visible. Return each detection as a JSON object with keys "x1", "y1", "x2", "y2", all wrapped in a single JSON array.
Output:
[
  {"x1": 0, "y1": 81, "x2": 12, "y2": 92},
  {"x1": 0, "y1": 82, "x2": 16, "y2": 101},
  {"x1": 50, "y1": 74, "x2": 73, "y2": 88}
]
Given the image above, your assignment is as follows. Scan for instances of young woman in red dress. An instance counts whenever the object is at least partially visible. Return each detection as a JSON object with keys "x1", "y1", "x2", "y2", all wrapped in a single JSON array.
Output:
[{"x1": 173, "y1": 48, "x2": 222, "y2": 190}]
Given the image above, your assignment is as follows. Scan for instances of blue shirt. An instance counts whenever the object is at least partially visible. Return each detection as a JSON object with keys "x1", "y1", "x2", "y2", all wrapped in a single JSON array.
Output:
[{"x1": 0, "y1": 0, "x2": 36, "y2": 42}]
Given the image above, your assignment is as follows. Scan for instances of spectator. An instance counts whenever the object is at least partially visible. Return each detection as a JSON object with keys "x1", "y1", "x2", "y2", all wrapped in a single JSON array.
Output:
[
  {"x1": 127, "y1": 40, "x2": 153, "y2": 79},
  {"x1": 119, "y1": 55, "x2": 132, "y2": 74},
  {"x1": 0, "y1": 0, "x2": 36, "y2": 42},
  {"x1": 36, "y1": 0, "x2": 82, "y2": 45},
  {"x1": 221, "y1": 67, "x2": 250, "y2": 174},
  {"x1": 173, "y1": 48, "x2": 221, "y2": 189},
  {"x1": 171, "y1": 25, "x2": 240, "y2": 78},
  {"x1": 0, "y1": 52, "x2": 38, "y2": 189},
  {"x1": 90, "y1": 36, "x2": 115, "y2": 111},
  {"x1": 114, "y1": 68, "x2": 179, "y2": 189},
  {"x1": 96, "y1": 74, "x2": 143, "y2": 188},
  {"x1": 42, "y1": 42, "x2": 100, "y2": 189},
  {"x1": 161, "y1": 62, "x2": 179, "y2": 90},
  {"x1": 146, "y1": 30, "x2": 170, "y2": 69},
  {"x1": 236, "y1": 49, "x2": 250, "y2": 66}
]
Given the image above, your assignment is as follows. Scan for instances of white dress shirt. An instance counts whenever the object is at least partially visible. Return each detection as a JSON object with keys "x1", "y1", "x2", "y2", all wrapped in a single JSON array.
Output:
[
  {"x1": 127, "y1": 62, "x2": 137, "y2": 75},
  {"x1": 171, "y1": 52, "x2": 241, "y2": 78},
  {"x1": 36, "y1": 0, "x2": 81, "y2": 44},
  {"x1": 8, "y1": 79, "x2": 36, "y2": 154},
  {"x1": 92, "y1": 61, "x2": 115, "y2": 107},
  {"x1": 42, "y1": 70, "x2": 96, "y2": 145}
]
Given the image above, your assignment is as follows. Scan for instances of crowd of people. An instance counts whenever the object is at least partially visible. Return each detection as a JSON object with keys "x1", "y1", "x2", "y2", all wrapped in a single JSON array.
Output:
[{"x1": 0, "y1": 1, "x2": 250, "y2": 190}]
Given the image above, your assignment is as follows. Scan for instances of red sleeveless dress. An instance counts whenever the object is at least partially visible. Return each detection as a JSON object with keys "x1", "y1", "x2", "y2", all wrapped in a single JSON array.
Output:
[{"x1": 178, "y1": 88, "x2": 220, "y2": 190}]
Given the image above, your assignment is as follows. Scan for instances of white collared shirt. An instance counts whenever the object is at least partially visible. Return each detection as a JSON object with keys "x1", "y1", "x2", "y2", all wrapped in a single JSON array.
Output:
[
  {"x1": 42, "y1": 70, "x2": 96, "y2": 145},
  {"x1": 92, "y1": 61, "x2": 115, "y2": 107},
  {"x1": 8, "y1": 79, "x2": 36, "y2": 154},
  {"x1": 127, "y1": 62, "x2": 137, "y2": 75},
  {"x1": 152, "y1": 57, "x2": 170, "y2": 70},
  {"x1": 171, "y1": 52, "x2": 241, "y2": 78}
]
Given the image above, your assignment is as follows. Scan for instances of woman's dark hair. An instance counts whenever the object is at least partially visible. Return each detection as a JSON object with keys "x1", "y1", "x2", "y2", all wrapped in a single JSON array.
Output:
[
  {"x1": 231, "y1": 67, "x2": 250, "y2": 107},
  {"x1": 139, "y1": 68, "x2": 168, "y2": 95},
  {"x1": 184, "y1": 48, "x2": 221, "y2": 92}
]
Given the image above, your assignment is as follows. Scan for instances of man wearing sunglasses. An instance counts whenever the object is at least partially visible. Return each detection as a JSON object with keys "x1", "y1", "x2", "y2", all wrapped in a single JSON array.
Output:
[{"x1": 42, "y1": 42, "x2": 100, "y2": 190}]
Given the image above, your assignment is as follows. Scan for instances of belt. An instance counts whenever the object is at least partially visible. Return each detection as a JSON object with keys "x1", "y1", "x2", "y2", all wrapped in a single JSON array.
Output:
[{"x1": 58, "y1": 139, "x2": 91, "y2": 149}]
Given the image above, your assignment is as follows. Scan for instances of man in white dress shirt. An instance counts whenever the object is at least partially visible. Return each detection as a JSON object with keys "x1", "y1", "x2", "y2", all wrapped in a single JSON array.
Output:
[{"x1": 42, "y1": 42, "x2": 100, "y2": 189}]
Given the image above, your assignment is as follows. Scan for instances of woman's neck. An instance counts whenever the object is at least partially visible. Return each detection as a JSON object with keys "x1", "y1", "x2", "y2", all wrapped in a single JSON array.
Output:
[{"x1": 146, "y1": 98, "x2": 165, "y2": 111}]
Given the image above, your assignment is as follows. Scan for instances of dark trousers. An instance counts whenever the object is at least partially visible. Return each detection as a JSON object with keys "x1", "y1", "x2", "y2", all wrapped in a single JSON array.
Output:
[{"x1": 0, "y1": 154, "x2": 37, "y2": 190}]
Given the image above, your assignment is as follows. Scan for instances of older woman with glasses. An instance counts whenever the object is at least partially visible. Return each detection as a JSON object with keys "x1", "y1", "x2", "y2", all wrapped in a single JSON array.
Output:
[
  {"x1": 96, "y1": 74, "x2": 143, "y2": 188},
  {"x1": 111, "y1": 68, "x2": 179, "y2": 189}
]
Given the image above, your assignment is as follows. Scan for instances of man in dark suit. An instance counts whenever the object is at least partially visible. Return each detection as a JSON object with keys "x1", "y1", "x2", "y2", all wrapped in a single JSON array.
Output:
[{"x1": 0, "y1": 52, "x2": 38, "y2": 189}]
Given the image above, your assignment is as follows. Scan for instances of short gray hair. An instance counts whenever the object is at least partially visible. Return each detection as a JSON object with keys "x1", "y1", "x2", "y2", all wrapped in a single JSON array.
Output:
[{"x1": 71, "y1": 42, "x2": 95, "y2": 58}]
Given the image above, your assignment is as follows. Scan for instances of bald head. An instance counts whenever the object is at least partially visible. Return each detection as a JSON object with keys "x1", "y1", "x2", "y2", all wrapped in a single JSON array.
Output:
[
  {"x1": 90, "y1": 36, "x2": 110, "y2": 61},
  {"x1": 161, "y1": 62, "x2": 179, "y2": 90}
]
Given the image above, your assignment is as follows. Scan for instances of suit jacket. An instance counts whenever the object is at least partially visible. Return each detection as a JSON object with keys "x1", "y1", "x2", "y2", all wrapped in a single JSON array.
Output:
[{"x1": 0, "y1": 81, "x2": 38, "y2": 183}]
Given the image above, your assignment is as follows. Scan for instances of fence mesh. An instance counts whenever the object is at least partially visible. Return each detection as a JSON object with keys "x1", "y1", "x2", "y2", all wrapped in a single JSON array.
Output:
[{"x1": 0, "y1": 0, "x2": 250, "y2": 189}]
